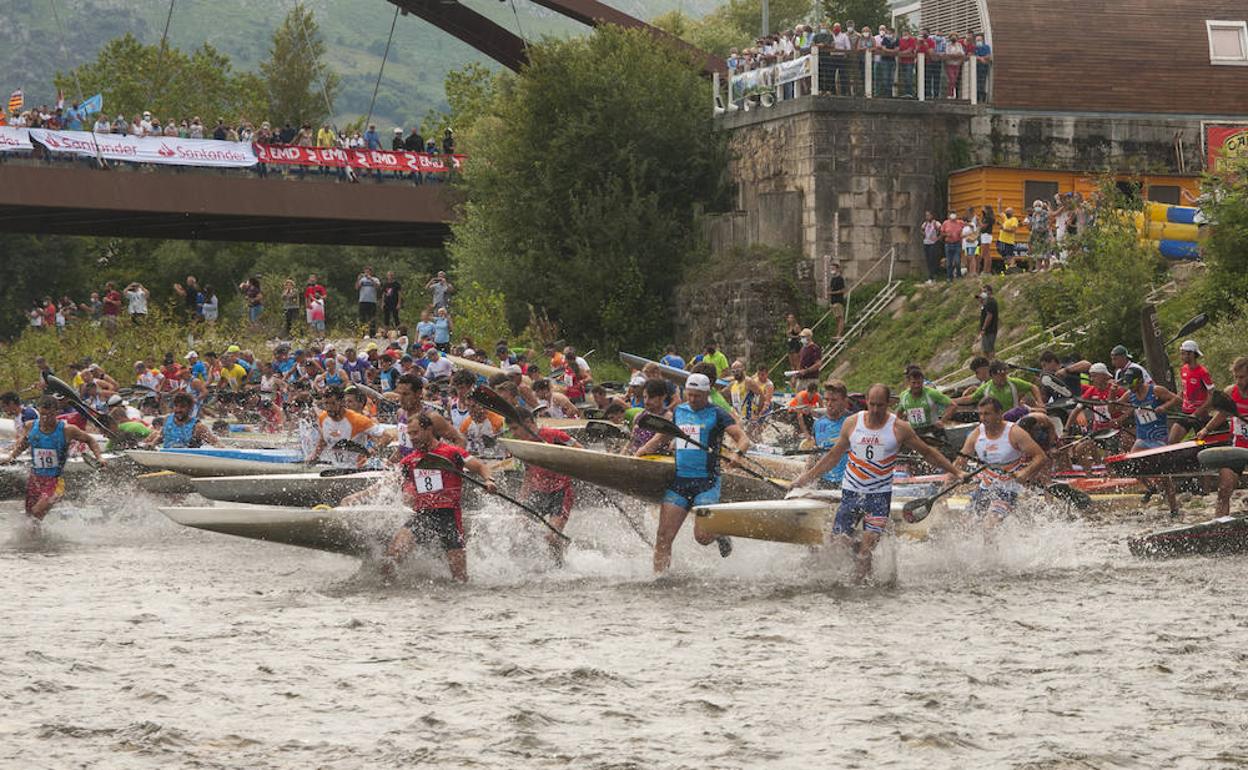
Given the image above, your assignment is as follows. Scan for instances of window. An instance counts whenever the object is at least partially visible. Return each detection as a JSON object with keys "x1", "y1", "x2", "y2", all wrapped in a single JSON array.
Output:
[
  {"x1": 1207, "y1": 20, "x2": 1248, "y2": 65},
  {"x1": 1148, "y1": 185, "x2": 1181, "y2": 205},
  {"x1": 1023, "y1": 181, "x2": 1059, "y2": 209}
]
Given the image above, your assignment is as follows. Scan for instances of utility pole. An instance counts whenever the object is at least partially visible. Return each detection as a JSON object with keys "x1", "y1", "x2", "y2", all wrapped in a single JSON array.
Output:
[{"x1": 762, "y1": 0, "x2": 769, "y2": 36}]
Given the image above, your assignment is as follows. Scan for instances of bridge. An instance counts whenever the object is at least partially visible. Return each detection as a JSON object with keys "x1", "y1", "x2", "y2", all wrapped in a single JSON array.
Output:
[{"x1": 0, "y1": 1, "x2": 718, "y2": 247}]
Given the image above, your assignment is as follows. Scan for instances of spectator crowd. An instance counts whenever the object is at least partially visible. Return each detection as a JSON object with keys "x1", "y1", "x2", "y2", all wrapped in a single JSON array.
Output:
[{"x1": 726, "y1": 22, "x2": 993, "y2": 103}]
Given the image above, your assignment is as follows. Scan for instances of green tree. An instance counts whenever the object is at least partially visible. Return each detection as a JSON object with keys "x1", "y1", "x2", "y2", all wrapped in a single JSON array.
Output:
[
  {"x1": 653, "y1": 0, "x2": 813, "y2": 55},
  {"x1": 1196, "y1": 156, "x2": 1248, "y2": 316},
  {"x1": 821, "y1": 0, "x2": 892, "y2": 28},
  {"x1": 449, "y1": 26, "x2": 729, "y2": 350},
  {"x1": 421, "y1": 63, "x2": 497, "y2": 151},
  {"x1": 260, "y1": 3, "x2": 340, "y2": 129},
  {"x1": 53, "y1": 34, "x2": 265, "y2": 122}
]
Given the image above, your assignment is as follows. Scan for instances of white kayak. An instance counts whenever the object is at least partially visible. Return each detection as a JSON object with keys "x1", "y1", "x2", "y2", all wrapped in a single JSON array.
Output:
[
  {"x1": 0, "y1": 417, "x2": 15, "y2": 441},
  {"x1": 190, "y1": 471, "x2": 388, "y2": 506},
  {"x1": 693, "y1": 490, "x2": 943, "y2": 545},
  {"x1": 160, "y1": 503, "x2": 400, "y2": 556},
  {"x1": 0, "y1": 453, "x2": 134, "y2": 500},
  {"x1": 127, "y1": 447, "x2": 318, "y2": 477}
]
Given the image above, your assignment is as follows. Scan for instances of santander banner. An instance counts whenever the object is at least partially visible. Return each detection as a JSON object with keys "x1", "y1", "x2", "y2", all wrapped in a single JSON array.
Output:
[
  {"x1": 29, "y1": 129, "x2": 256, "y2": 167},
  {"x1": 252, "y1": 143, "x2": 464, "y2": 173},
  {"x1": 0, "y1": 126, "x2": 35, "y2": 152}
]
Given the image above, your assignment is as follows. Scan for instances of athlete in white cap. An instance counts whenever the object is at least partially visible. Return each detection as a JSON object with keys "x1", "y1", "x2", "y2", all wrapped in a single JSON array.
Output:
[{"x1": 1171, "y1": 339, "x2": 1214, "y2": 444}]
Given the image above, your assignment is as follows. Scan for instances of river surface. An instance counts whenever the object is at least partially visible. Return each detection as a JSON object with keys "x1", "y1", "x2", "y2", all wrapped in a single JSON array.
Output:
[{"x1": 2, "y1": 488, "x2": 1247, "y2": 770}]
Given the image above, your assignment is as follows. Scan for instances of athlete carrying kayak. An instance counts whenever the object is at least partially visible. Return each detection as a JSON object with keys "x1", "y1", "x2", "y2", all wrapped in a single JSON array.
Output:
[
  {"x1": 792, "y1": 384, "x2": 968, "y2": 583},
  {"x1": 3, "y1": 395, "x2": 106, "y2": 523},
  {"x1": 954, "y1": 397, "x2": 1048, "y2": 526},
  {"x1": 1197, "y1": 356, "x2": 1248, "y2": 519}
]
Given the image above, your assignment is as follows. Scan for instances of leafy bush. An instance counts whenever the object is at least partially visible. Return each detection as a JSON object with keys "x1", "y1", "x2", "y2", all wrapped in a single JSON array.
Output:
[{"x1": 1196, "y1": 156, "x2": 1248, "y2": 317}]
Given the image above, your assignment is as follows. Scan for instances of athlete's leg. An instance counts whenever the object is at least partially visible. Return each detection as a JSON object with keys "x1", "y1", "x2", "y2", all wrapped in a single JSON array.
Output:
[{"x1": 654, "y1": 502, "x2": 689, "y2": 573}]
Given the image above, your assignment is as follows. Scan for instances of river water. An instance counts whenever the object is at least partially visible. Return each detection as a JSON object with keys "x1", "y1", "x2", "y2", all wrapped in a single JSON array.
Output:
[{"x1": 3, "y1": 490, "x2": 1247, "y2": 769}]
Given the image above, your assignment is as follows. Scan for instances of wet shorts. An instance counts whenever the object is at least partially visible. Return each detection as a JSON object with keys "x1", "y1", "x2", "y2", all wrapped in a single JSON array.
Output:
[
  {"x1": 663, "y1": 476, "x2": 721, "y2": 511},
  {"x1": 403, "y1": 507, "x2": 464, "y2": 551},
  {"x1": 970, "y1": 484, "x2": 1019, "y2": 519},
  {"x1": 1134, "y1": 438, "x2": 1167, "y2": 451},
  {"x1": 25, "y1": 474, "x2": 65, "y2": 517},
  {"x1": 526, "y1": 487, "x2": 574, "y2": 520},
  {"x1": 833, "y1": 489, "x2": 892, "y2": 535}
]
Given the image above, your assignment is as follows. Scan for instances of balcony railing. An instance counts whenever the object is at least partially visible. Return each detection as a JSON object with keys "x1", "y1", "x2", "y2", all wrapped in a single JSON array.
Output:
[{"x1": 713, "y1": 47, "x2": 992, "y2": 114}]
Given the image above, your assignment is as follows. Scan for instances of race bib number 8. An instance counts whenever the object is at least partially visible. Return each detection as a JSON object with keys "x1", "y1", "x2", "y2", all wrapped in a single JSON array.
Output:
[
  {"x1": 32, "y1": 448, "x2": 58, "y2": 469},
  {"x1": 675, "y1": 424, "x2": 702, "y2": 450},
  {"x1": 411, "y1": 468, "x2": 444, "y2": 493}
]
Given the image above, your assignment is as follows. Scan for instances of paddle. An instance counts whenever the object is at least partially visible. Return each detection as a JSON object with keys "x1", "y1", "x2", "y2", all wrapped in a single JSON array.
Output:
[
  {"x1": 582, "y1": 420, "x2": 628, "y2": 442},
  {"x1": 1072, "y1": 396, "x2": 1186, "y2": 421},
  {"x1": 1051, "y1": 428, "x2": 1120, "y2": 456},
  {"x1": 470, "y1": 385, "x2": 523, "y2": 426},
  {"x1": 635, "y1": 413, "x2": 789, "y2": 492},
  {"x1": 955, "y1": 451, "x2": 1094, "y2": 510},
  {"x1": 902, "y1": 466, "x2": 987, "y2": 523},
  {"x1": 45, "y1": 376, "x2": 118, "y2": 440},
  {"x1": 1208, "y1": 389, "x2": 1238, "y2": 416},
  {"x1": 1165, "y1": 313, "x2": 1209, "y2": 347},
  {"x1": 1039, "y1": 373, "x2": 1073, "y2": 399},
  {"x1": 1006, "y1": 362, "x2": 1041, "y2": 375},
  {"x1": 415, "y1": 453, "x2": 571, "y2": 542}
]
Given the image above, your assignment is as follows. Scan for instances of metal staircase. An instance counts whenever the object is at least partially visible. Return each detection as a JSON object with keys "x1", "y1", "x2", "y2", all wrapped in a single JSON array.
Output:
[{"x1": 819, "y1": 278, "x2": 902, "y2": 371}]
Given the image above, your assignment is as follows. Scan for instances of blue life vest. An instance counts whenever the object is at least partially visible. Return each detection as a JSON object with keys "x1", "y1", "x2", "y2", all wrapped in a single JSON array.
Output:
[
  {"x1": 28, "y1": 420, "x2": 69, "y2": 478},
  {"x1": 813, "y1": 413, "x2": 849, "y2": 484},
  {"x1": 1129, "y1": 383, "x2": 1168, "y2": 443},
  {"x1": 672, "y1": 402, "x2": 733, "y2": 479},
  {"x1": 162, "y1": 414, "x2": 200, "y2": 448}
]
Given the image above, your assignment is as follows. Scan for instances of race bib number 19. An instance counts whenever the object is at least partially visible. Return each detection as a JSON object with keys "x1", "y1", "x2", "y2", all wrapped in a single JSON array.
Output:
[
  {"x1": 411, "y1": 469, "x2": 444, "y2": 493},
  {"x1": 32, "y1": 448, "x2": 58, "y2": 469}
]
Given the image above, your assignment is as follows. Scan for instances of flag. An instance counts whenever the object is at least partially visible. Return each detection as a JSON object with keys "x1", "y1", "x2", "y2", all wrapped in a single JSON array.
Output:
[
  {"x1": 7, "y1": 88, "x2": 22, "y2": 114},
  {"x1": 80, "y1": 93, "x2": 103, "y2": 115},
  {"x1": 55, "y1": 89, "x2": 64, "y2": 109}
]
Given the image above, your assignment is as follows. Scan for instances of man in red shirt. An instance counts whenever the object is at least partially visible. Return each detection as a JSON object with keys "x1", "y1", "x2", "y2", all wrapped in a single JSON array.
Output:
[
  {"x1": 101, "y1": 281, "x2": 122, "y2": 333},
  {"x1": 514, "y1": 406, "x2": 583, "y2": 564},
  {"x1": 918, "y1": 29, "x2": 939, "y2": 100},
  {"x1": 348, "y1": 414, "x2": 496, "y2": 582},
  {"x1": 1171, "y1": 339, "x2": 1214, "y2": 443},
  {"x1": 1066, "y1": 362, "x2": 1125, "y2": 462},
  {"x1": 897, "y1": 30, "x2": 918, "y2": 98},
  {"x1": 939, "y1": 211, "x2": 964, "y2": 281}
]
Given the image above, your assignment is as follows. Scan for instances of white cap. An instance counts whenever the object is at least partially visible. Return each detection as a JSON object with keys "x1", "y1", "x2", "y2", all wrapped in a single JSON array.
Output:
[
  {"x1": 185, "y1": 351, "x2": 198, "y2": 359},
  {"x1": 463, "y1": 349, "x2": 476, "y2": 357},
  {"x1": 1089, "y1": 362, "x2": 1110, "y2": 376},
  {"x1": 106, "y1": 394, "x2": 125, "y2": 407},
  {"x1": 685, "y1": 373, "x2": 712, "y2": 392},
  {"x1": 504, "y1": 364, "x2": 523, "y2": 375},
  {"x1": 629, "y1": 374, "x2": 647, "y2": 387},
  {"x1": 1179, "y1": 339, "x2": 1202, "y2": 356}
]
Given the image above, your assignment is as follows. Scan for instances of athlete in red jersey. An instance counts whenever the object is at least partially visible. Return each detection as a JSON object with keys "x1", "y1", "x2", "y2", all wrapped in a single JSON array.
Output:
[
  {"x1": 1198, "y1": 356, "x2": 1248, "y2": 518},
  {"x1": 1171, "y1": 340, "x2": 1215, "y2": 444},
  {"x1": 1065, "y1": 363, "x2": 1125, "y2": 463},
  {"x1": 513, "y1": 407, "x2": 583, "y2": 563},
  {"x1": 345, "y1": 414, "x2": 496, "y2": 581}
]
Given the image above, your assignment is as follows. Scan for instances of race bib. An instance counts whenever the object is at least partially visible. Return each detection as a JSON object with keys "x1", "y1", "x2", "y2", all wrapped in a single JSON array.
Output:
[
  {"x1": 32, "y1": 448, "x2": 58, "y2": 469},
  {"x1": 1234, "y1": 417, "x2": 1248, "y2": 439},
  {"x1": 675, "y1": 424, "x2": 702, "y2": 450},
  {"x1": 1093, "y1": 404, "x2": 1112, "y2": 422},
  {"x1": 1136, "y1": 408, "x2": 1157, "y2": 425},
  {"x1": 411, "y1": 468, "x2": 445, "y2": 493},
  {"x1": 906, "y1": 407, "x2": 927, "y2": 425}
]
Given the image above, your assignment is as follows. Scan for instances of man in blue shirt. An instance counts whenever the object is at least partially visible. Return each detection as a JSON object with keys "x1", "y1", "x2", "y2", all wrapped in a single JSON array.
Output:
[
  {"x1": 364, "y1": 124, "x2": 382, "y2": 150},
  {"x1": 973, "y1": 33, "x2": 992, "y2": 102},
  {"x1": 659, "y1": 344, "x2": 686, "y2": 371},
  {"x1": 0, "y1": 392, "x2": 38, "y2": 426},
  {"x1": 811, "y1": 379, "x2": 852, "y2": 487},
  {"x1": 634, "y1": 373, "x2": 751, "y2": 573}
]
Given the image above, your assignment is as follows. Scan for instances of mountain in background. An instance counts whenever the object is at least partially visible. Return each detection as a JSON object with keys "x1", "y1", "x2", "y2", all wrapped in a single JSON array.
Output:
[{"x1": 2, "y1": 0, "x2": 718, "y2": 131}]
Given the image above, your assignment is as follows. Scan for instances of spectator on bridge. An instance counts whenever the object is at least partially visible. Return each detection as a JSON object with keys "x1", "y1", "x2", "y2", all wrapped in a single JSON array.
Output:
[
  {"x1": 974, "y1": 33, "x2": 992, "y2": 102},
  {"x1": 897, "y1": 28, "x2": 918, "y2": 98},
  {"x1": 189, "y1": 117, "x2": 205, "y2": 139},
  {"x1": 140, "y1": 111, "x2": 154, "y2": 135},
  {"x1": 213, "y1": 118, "x2": 228, "y2": 141},
  {"x1": 442, "y1": 128, "x2": 455, "y2": 155},
  {"x1": 392, "y1": 128, "x2": 405, "y2": 151},
  {"x1": 919, "y1": 30, "x2": 940, "y2": 100},
  {"x1": 112, "y1": 114, "x2": 127, "y2": 134},
  {"x1": 130, "y1": 114, "x2": 144, "y2": 136},
  {"x1": 404, "y1": 127, "x2": 424, "y2": 152},
  {"x1": 93, "y1": 114, "x2": 111, "y2": 133},
  {"x1": 256, "y1": 122, "x2": 273, "y2": 144},
  {"x1": 944, "y1": 35, "x2": 964, "y2": 99},
  {"x1": 874, "y1": 25, "x2": 897, "y2": 97},
  {"x1": 364, "y1": 124, "x2": 382, "y2": 151},
  {"x1": 317, "y1": 123, "x2": 336, "y2": 147},
  {"x1": 279, "y1": 123, "x2": 296, "y2": 143},
  {"x1": 296, "y1": 124, "x2": 314, "y2": 147},
  {"x1": 855, "y1": 26, "x2": 874, "y2": 93}
]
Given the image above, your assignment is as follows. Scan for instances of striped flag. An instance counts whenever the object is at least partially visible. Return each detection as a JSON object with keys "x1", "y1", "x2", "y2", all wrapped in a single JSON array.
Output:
[{"x1": 6, "y1": 88, "x2": 22, "y2": 114}]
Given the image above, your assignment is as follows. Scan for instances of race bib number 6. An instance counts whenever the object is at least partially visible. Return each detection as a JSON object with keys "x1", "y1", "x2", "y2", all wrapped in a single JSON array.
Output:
[{"x1": 411, "y1": 468, "x2": 445, "y2": 493}]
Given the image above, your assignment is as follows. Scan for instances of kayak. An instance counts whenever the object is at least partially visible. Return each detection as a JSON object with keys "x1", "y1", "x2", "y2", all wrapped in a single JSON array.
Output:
[
  {"x1": 135, "y1": 470, "x2": 198, "y2": 495},
  {"x1": 160, "y1": 503, "x2": 399, "y2": 556},
  {"x1": 446, "y1": 354, "x2": 507, "y2": 380},
  {"x1": 1105, "y1": 434, "x2": 1230, "y2": 477},
  {"x1": 618, "y1": 352, "x2": 729, "y2": 388},
  {"x1": 692, "y1": 491, "x2": 940, "y2": 545},
  {"x1": 0, "y1": 417, "x2": 15, "y2": 441},
  {"x1": 190, "y1": 471, "x2": 388, "y2": 506},
  {"x1": 1128, "y1": 515, "x2": 1248, "y2": 559},
  {"x1": 498, "y1": 438, "x2": 786, "y2": 503},
  {"x1": 0, "y1": 453, "x2": 133, "y2": 499},
  {"x1": 127, "y1": 447, "x2": 316, "y2": 477}
]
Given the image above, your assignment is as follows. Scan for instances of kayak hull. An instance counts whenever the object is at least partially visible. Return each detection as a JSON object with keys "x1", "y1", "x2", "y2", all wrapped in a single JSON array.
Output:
[
  {"x1": 1128, "y1": 515, "x2": 1248, "y2": 559},
  {"x1": 127, "y1": 449, "x2": 314, "y2": 477},
  {"x1": 498, "y1": 438, "x2": 785, "y2": 503},
  {"x1": 191, "y1": 472, "x2": 389, "y2": 506},
  {"x1": 692, "y1": 492, "x2": 936, "y2": 545},
  {"x1": 160, "y1": 504, "x2": 399, "y2": 556}
]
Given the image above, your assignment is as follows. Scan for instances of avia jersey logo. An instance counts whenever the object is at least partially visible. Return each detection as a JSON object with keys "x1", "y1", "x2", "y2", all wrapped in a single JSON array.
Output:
[{"x1": 158, "y1": 143, "x2": 176, "y2": 157}]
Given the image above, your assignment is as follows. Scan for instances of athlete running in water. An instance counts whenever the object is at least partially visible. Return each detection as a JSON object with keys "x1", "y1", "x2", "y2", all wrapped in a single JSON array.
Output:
[
  {"x1": 793, "y1": 384, "x2": 966, "y2": 582},
  {"x1": 142, "y1": 392, "x2": 221, "y2": 448},
  {"x1": 512, "y1": 407, "x2": 583, "y2": 564},
  {"x1": 634, "y1": 374, "x2": 751, "y2": 573},
  {"x1": 810, "y1": 379, "x2": 851, "y2": 488},
  {"x1": 1170, "y1": 340, "x2": 1214, "y2": 444},
  {"x1": 1197, "y1": 356, "x2": 1248, "y2": 518},
  {"x1": 3, "y1": 396, "x2": 106, "y2": 522},
  {"x1": 394, "y1": 373, "x2": 464, "y2": 460},
  {"x1": 1116, "y1": 368, "x2": 1181, "y2": 517},
  {"x1": 955, "y1": 397, "x2": 1047, "y2": 526},
  {"x1": 307, "y1": 387, "x2": 393, "y2": 469}
]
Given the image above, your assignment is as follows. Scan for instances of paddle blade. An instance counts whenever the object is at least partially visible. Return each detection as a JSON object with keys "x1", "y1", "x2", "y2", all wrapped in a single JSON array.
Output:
[
  {"x1": 470, "y1": 385, "x2": 521, "y2": 424},
  {"x1": 1045, "y1": 483, "x2": 1092, "y2": 510},
  {"x1": 901, "y1": 497, "x2": 932, "y2": 523},
  {"x1": 414, "y1": 452, "x2": 456, "y2": 472},
  {"x1": 1040, "y1": 374, "x2": 1073, "y2": 399},
  {"x1": 1209, "y1": 389, "x2": 1237, "y2": 415},
  {"x1": 636, "y1": 413, "x2": 684, "y2": 440},
  {"x1": 1170, "y1": 313, "x2": 1209, "y2": 343}
]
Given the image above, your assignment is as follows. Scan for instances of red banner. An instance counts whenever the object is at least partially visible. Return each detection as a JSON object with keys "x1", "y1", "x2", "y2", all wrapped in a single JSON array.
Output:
[
  {"x1": 1205, "y1": 124, "x2": 1248, "y2": 172},
  {"x1": 252, "y1": 143, "x2": 464, "y2": 173}
]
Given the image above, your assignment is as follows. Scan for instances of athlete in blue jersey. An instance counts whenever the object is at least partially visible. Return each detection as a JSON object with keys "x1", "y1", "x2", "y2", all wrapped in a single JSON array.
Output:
[
  {"x1": 634, "y1": 373, "x2": 751, "y2": 573},
  {"x1": 811, "y1": 379, "x2": 852, "y2": 487},
  {"x1": 3, "y1": 396, "x2": 105, "y2": 521},
  {"x1": 1116, "y1": 368, "x2": 1180, "y2": 517},
  {"x1": 142, "y1": 392, "x2": 220, "y2": 448}
]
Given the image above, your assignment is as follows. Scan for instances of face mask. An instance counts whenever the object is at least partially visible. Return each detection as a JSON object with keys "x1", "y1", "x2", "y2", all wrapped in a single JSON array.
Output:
[{"x1": 979, "y1": 292, "x2": 988, "y2": 300}]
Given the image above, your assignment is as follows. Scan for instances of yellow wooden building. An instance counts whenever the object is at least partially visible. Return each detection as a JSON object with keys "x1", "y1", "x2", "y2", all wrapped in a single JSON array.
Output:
[{"x1": 946, "y1": 165, "x2": 1201, "y2": 240}]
